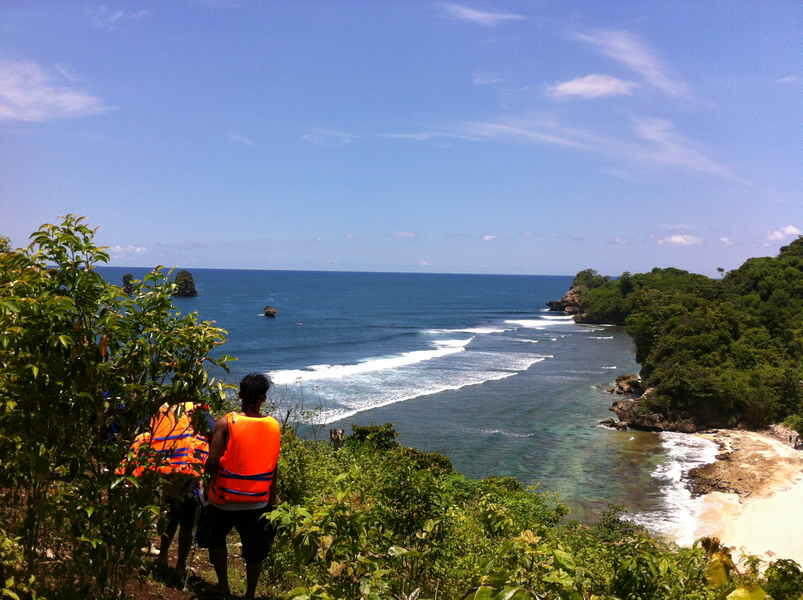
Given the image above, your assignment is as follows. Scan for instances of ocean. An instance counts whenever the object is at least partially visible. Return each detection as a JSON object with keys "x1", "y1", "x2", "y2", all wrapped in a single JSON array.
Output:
[{"x1": 99, "y1": 267, "x2": 717, "y2": 535}]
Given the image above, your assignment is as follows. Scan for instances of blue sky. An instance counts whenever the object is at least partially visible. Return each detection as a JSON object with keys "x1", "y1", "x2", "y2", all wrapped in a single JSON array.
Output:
[{"x1": 2, "y1": 1, "x2": 800, "y2": 275}]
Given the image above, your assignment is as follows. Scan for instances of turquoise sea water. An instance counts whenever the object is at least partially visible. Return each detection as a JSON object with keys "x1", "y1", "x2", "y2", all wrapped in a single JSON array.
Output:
[{"x1": 99, "y1": 267, "x2": 713, "y2": 531}]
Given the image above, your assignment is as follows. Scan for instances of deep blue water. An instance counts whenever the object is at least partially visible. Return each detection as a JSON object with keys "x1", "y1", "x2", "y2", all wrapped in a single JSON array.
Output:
[{"x1": 99, "y1": 267, "x2": 706, "y2": 529}]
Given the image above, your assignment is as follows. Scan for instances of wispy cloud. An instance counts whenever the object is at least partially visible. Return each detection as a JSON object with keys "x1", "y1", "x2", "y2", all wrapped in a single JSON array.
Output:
[
  {"x1": 575, "y1": 30, "x2": 689, "y2": 98},
  {"x1": 227, "y1": 131, "x2": 255, "y2": 146},
  {"x1": 380, "y1": 131, "x2": 477, "y2": 142},
  {"x1": 109, "y1": 244, "x2": 148, "y2": 257},
  {"x1": 548, "y1": 74, "x2": 638, "y2": 99},
  {"x1": 301, "y1": 128, "x2": 357, "y2": 147},
  {"x1": 460, "y1": 121, "x2": 588, "y2": 149},
  {"x1": 609, "y1": 236, "x2": 628, "y2": 246},
  {"x1": 767, "y1": 224, "x2": 800, "y2": 241},
  {"x1": 440, "y1": 3, "x2": 525, "y2": 27},
  {"x1": 719, "y1": 236, "x2": 735, "y2": 247},
  {"x1": 0, "y1": 60, "x2": 110, "y2": 122},
  {"x1": 472, "y1": 71, "x2": 505, "y2": 85},
  {"x1": 776, "y1": 75, "x2": 799, "y2": 84},
  {"x1": 657, "y1": 234, "x2": 702, "y2": 246},
  {"x1": 482, "y1": 234, "x2": 496, "y2": 241},
  {"x1": 455, "y1": 115, "x2": 739, "y2": 181},
  {"x1": 54, "y1": 64, "x2": 80, "y2": 83},
  {"x1": 88, "y1": 5, "x2": 151, "y2": 31},
  {"x1": 393, "y1": 231, "x2": 418, "y2": 239},
  {"x1": 631, "y1": 117, "x2": 736, "y2": 180}
]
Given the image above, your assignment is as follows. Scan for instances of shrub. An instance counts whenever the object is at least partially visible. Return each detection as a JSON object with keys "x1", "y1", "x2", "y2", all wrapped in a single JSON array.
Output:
[{"x1": 0, "y1": 216, "x2": 232, "y2": 597}]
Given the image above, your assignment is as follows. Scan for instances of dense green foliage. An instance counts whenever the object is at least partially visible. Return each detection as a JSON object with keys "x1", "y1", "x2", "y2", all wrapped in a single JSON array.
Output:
[
  {"x1": 572, "y1": 239, "x2": 803, "y2": 428},
  {"x1": 0, "y1": 216, "x2": 232, "y2": 597},
  {"x1": 262, "y1": 429, "x2": 800, "y2": 599},
  {"x1": 1, "y1": 217, "x2": 801, "y2": 598}
]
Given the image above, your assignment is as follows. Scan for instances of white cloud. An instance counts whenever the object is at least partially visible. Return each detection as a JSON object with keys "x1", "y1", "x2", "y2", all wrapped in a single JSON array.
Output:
[
  {"x1": 767, "y1": 224, "x2": 800, "y2": 241},
  {"x1": 0, "y1": 60, "x2": 110, "y2": 122},
  {"x1": 227, "y1": 131, "x2": 255, "y2": 146},
  {"x1": 109, "y1": 244, "x2": 147, "y2": 257},
  {"x1": 301, "y1": 129, "x2": 357, "y2": 147},
  {"x1": 482, "y1": 234, "x2": 496, "y2": 241},
  {"x1": 609, "y1": 236, "x2": 627, "y2": 246},
  {"x1": 575, "y1": 30, "x2": 689, "y2": 98},
  {"x1": 89, "y1": 5, "x2": 151, "y2": 31},
  {"x1": 418, "y1": 258, "x2": 431, "y2": 267},
  {"x1": 441, "y1": 3, "x2": 525, "y2": 26},
  {"x1": 776, "y1": 75, "x2": 799, "y2": 84},
  {"x1": 719, "y1": 236, "x2": 735, "y2": 247},
  {"x1": 394, "y1": 231, "x2": 418, "y2": 239},
  {"x1": 657, "y1": 234, "x2": 702, "y2": 246},
  {"x1": 473, "y1": 72, "x2": 504, "y2": 85},
  {"x1": 548, "y1": 74, "x2": 638, "y2": 99}
]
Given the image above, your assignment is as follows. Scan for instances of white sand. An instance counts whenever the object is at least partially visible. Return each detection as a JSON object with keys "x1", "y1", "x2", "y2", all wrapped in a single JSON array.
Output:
[{"x1": 692, "y1": 431, "x2": 803, "y2": 565}]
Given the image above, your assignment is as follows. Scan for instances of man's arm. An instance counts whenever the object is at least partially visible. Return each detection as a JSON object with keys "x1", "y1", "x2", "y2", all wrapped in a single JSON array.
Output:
[{"x1": 204, "y1": 416, "x2": 228, "y2": 479}]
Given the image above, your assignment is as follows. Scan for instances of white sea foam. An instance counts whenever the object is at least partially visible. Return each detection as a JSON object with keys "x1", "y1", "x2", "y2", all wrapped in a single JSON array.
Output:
[
  {"x1": 269, "y1": 338, "x2": 473, "y2": 384},
  {"x1": 505, "y1": 318, "x2": 575, "y2": 330},
  {"x1": 475, "y1": 428, "x2": 537, "y2": 438},
  {"x1": 510, "y1": 338, "x2": 539, "y2": 344},
  {"x1": 271, "y1": 346, "x2": 551, "y2": 424},
  {"x1": 538, "y1": 314, "x2": 575, "y2": 321},
  {"x1": 601, "y1": 365, "x2": 617, "y2": 369},
  {"x1": 588, "y1": 336, "x2": 614, "y2": 340},
  {"x1": 628, "y1": 432, "x2": 719, "y2": 545},
  {"x1": 424, "y1": 327, "x2": 512, "y2": 334}
]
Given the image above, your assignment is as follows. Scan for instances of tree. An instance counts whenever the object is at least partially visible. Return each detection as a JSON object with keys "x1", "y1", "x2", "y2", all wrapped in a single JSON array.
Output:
[
  {"x1": 0, "y1": 215, "x2": 232, "y2": 596},
  {"x1": 0, "y1": 236, "x2": 10, "y2": 253}
]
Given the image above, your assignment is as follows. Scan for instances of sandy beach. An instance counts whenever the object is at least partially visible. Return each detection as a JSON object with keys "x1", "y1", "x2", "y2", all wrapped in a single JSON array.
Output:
[{"x1": 689, "y1": 429, "x2": 803, "y2": 565}]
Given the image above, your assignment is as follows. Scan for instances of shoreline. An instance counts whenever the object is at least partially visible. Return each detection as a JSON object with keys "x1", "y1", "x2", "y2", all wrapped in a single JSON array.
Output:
[{"x1": 685, "y1": 429, "x2": 803, "y2": 565}]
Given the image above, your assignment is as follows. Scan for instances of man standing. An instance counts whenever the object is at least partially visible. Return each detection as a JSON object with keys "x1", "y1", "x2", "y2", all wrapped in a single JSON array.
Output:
[
  {"x1": 199, "y1": 373, "x2": 281, "y2": 600},
  {"x1": 118, "y1": 401, "x2": 210, "y2": 581}
]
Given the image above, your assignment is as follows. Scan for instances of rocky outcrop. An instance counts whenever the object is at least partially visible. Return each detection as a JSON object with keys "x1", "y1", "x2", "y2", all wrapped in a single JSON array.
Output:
[
  {"x1": 766, "y1": 423, "x2": 802, "y2": 450},
  {"x1": 545, "y1": 286, "x2": 582, "y2": 315},
  {"x1": 609, "y1": 395, "x2": 699, "y2": 433},
  {"x1": 611, "y1": 374, "x2": 644, "y2": 396},
  {"x1": 173, "y1": 270, "x2": 197, "y2": 297},
  {"x1": 263, "y1": 305, "x2": 278, "y2": 318},
  {"x1": 598, "y1": 417, "x2": 629, "y2": 431}
]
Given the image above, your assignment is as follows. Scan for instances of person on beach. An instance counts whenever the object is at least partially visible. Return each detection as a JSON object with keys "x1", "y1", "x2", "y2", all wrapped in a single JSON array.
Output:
[{"x1": 198, "y1": 373, "x2": 281, "y2": 600}]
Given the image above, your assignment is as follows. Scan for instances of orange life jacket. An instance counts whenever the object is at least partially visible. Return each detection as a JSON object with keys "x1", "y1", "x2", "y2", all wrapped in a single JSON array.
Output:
[
  {"x1": 117, "y1": 402, "x2": 209, "y2": 477},
  {"x1": 208, "y1": 412, "x2": 281, "y2": 505}
]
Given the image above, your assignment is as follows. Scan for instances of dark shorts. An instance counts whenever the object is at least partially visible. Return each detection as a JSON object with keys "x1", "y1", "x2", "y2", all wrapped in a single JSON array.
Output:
[
  {"x1": 196, "y1": 505, "x2": 274, "y2": 564},
  {"x1": 165, "y1": 493, "x2": 199, "y2": 529}
]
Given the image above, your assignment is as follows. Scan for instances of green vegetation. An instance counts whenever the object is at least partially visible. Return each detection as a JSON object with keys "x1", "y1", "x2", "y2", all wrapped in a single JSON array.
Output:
[
  {"x1": 1, "y1": 217, "x2": 801, "y2": 598},
  {"x1": 0, "y1": 216, "x2": 231, "y2": 597},
  {"x1": 571, "y1": 239, "x2": 803, "y2": 429}
]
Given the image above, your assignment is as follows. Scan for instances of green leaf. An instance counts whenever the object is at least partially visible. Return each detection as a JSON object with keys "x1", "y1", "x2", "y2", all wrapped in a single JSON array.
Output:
[{"x1": 554, "y1": 549, "x2": 576, "y2": 573}]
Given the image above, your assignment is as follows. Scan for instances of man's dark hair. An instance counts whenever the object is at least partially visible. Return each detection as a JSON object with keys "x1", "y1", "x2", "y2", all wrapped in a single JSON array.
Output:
[{"x1": 239, "y1": 373, "x2": 271, "y2": 404}]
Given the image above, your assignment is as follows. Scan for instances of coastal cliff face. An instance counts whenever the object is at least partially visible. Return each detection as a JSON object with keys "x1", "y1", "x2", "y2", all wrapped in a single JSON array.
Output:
[{"x1": 544, "y1": 270, "x2": 613, "y2": 324}]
